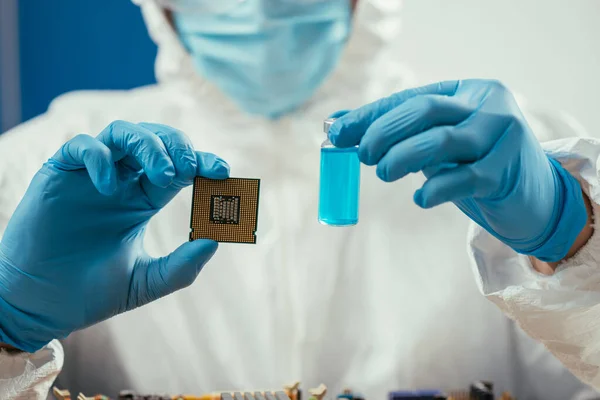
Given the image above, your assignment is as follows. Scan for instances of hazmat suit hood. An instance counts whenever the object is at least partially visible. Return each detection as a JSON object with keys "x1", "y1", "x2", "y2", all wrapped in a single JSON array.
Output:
[{"x1": 132, "y1": 0, "x2": 415, "y2": 115}]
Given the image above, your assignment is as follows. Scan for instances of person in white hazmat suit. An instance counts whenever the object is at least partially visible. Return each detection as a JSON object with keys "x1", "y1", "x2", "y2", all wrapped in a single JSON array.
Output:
[{"x1": 2, "y1": 0, "x2": 600, "y2": 399}]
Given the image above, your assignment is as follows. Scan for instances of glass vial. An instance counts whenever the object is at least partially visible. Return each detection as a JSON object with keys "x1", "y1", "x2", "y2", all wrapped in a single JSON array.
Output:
[{"x1": 318, "y1": 117, "x2": 361, "y2": 226}]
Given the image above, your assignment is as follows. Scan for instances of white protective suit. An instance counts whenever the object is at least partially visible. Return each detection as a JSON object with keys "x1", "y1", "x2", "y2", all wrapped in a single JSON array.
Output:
[{"x1": 1, "y1": 1, "x2": 600, "y2": 399}]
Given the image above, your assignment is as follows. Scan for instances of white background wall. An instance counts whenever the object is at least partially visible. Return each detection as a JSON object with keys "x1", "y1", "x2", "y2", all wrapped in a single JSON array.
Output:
[{"x1": 396, "y1": 0, "x2": 600, "y2": 135}]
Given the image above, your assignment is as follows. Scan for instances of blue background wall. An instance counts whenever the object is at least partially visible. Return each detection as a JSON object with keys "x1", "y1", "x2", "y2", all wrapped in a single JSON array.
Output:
[{"x1": 0, "y1": 0, "x2": 157, "y2": 132}]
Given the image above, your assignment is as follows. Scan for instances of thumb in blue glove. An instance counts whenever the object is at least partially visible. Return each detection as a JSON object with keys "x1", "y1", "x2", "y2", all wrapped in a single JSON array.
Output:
[{"x1": 0, "y1": 121, "x2": 229, "y2": 352}]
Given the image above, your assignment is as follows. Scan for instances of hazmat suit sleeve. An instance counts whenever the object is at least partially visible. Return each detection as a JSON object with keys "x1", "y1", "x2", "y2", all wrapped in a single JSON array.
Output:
[
  {"x1": 469, "y1": 135, "x2": 600, "y2": 391},
  {"x1": 0, "y1": 340, "x2": 63, "y2": 400}
]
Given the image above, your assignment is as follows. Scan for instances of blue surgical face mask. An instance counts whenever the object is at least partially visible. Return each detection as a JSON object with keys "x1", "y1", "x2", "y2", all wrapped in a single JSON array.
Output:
[{"x1": 173, "y1": 1, "x2": 352, "y2": 118}]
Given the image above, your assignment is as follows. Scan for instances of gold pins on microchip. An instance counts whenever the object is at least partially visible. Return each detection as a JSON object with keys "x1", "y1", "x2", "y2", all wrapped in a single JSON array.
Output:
[{"x1": 190, "y1": 177, "x2": 260, "y2": 244}]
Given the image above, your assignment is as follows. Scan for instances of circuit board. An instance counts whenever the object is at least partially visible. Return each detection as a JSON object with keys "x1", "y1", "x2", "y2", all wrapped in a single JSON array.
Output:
[{"x1": 53, "y1": 381, "x2": 514, "y2": 400}]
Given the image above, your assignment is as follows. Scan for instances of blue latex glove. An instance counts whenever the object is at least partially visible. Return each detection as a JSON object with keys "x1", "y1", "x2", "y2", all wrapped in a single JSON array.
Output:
[
  {"x1": 329, "y1": 79, "x2": 587, "y2": 263},
  {"x1": 0, "y1": 121, "x2": 229, "y2": 352}
]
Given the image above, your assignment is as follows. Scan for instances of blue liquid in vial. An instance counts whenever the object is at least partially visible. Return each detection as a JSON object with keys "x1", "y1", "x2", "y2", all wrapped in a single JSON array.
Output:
[{"x1": 318, "y1": 146, "x2": 360, "y2": 226}]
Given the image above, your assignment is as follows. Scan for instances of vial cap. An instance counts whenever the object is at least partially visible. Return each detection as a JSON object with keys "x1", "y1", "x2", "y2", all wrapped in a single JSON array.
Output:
[{"x1": 323, "y1": 117, "x2": 337, "y2": 134}]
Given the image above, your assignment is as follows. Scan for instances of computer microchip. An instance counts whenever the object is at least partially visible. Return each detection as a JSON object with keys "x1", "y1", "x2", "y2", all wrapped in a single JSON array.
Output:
[{"x1": 190, "y1": 177, "x2": 260, "y2": 244}]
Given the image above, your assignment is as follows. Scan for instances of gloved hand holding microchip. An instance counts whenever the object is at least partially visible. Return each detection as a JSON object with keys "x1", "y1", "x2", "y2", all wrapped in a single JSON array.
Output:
[{"x1": 0, "y1": 120, "x2": 229, "y2": 353}]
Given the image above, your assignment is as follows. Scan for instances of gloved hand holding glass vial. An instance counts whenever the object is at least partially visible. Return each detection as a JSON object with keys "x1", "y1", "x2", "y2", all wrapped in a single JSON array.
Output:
[
  {"x1": 318, "y1": 117, "x2": 361, "y2": 226},
  {"x1": 320, "y1": 79, "x2": 590, "y2": 264}
]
